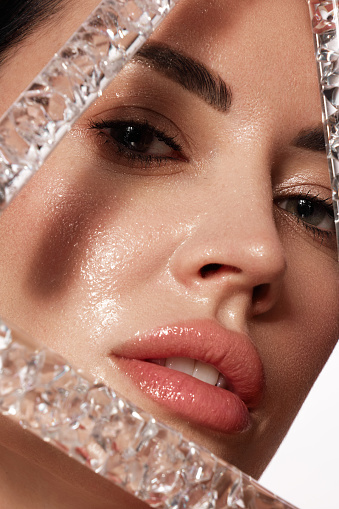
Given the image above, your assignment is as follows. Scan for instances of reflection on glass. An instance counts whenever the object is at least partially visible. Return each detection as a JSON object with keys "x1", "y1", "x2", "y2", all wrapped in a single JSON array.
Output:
[
  {"x1": 308, "y1": 0, "x2": 339, "y2": 253},
  {"x1": 0, "y1": 1, "x2": 338, "y2": 508},
  {"x1": 0, "y1": 319, "x2": 298, "y2": 508},
  {"x1": 0, "y1": 0, "x2": 178, "y2": 210}
]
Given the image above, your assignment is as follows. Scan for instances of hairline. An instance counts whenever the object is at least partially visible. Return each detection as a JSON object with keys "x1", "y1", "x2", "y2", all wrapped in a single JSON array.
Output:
[{"x1": 0, "y1": 0, "x2": 67, "y2": 67}]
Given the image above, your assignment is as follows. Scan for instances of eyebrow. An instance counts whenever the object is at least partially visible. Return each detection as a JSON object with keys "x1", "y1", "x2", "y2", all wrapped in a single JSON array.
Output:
[
  {"x1": 292, "y1": 126, "x2": 326, "y2": 152},
  {"x1": 134, "y1": 43, "x2": 232, "y2": 113},
  {"x1": 133, "y1": 45, "x2": 325, "y2": 151}
]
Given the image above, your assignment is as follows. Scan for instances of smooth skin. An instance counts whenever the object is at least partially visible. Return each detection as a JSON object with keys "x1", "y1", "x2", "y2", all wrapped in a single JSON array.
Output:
[{"x1": 0, "y1": 1, "x2": 338, "y2": 508}]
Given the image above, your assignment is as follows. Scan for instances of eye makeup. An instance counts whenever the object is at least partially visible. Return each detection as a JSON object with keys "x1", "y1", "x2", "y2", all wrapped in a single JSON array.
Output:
[
  {"x1": 89, "y1": 117, "x2": 187, "y2": 167},
  {"x1": 0, "y1": 1, "x2": 336, "y2": 508},
  {"x1": 274, "y1": 181, "x2": 336, "y2": 250},
  {"x1": 0, "y1": 0, "x2": 180, "y2": 212}
]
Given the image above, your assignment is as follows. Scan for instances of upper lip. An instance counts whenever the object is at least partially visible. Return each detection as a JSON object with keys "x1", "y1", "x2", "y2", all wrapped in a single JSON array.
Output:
[{"x1": 112, "y1": 319, "x2": 264, "y2": 409}]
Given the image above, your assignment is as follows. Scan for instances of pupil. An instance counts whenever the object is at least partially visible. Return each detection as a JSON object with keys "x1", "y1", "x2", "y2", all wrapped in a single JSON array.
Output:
[
  {"x1": 123, "y1": 125, "x2": 153, "y2": 152},
  {"x1": 297, "y1": 199, "x2": 313, "y2": 218}
]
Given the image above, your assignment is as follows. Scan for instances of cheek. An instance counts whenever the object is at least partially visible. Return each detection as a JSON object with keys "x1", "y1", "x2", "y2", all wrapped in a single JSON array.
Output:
[
  {"x1": 0, "y1": 168, "x2": 101, "y2": 334},
  {"x1": 286, "y1": 252, "x2": 338, "y2": 372},
  {"x1": 255, "y1": 236, "x2": 338, "y2": 423},
  {"x1": 66, "y1": 193, "x2": 195, "y2": 341},
  {"x1": 0, "y1": 163, "x2": 192, "y2": 339}
]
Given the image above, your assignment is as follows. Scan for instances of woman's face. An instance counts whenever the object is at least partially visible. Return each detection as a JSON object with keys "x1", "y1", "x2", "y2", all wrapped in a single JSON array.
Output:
[{"x1": 0, "y1": 0, "x2": 337, "y2": 481}]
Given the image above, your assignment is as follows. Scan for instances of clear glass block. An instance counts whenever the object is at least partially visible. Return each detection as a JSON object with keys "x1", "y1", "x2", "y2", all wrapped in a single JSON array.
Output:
[
  {"x1": 0, "y1": 116, "x2": 36, "y2": 167},
  {"x1": 308, "y1": 0, "x2": 339, "y2": 254},
  {"x1": 0, "y1": 1, "x2": 334, "y2": 507},
  {"x1": 0, "y1": 318, "x2": 298, "y2": 509},
  {"x1": 0, "y1": 0, "x2": 179, "y2": 213}
]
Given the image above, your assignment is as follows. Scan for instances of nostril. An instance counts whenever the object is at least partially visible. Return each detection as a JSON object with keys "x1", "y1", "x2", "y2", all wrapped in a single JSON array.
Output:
[
  {"x1": 199, "y1": 263, "x2": 241, "y2": 279},
  {"x1": 200, "y1": 263, "x2": 223, "y2": 278},
  {"x1": 252, "y1": 283, "x2": 270, "y2": 304}
]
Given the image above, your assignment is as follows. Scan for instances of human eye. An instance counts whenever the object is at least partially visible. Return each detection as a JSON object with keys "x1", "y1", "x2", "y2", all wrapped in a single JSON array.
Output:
[
  {"x1": 276, "y1": 192, "x2": 335, "y2": 243},
  {"x1": 89, "y1": 117, "x2": 187, "y2": 169}
]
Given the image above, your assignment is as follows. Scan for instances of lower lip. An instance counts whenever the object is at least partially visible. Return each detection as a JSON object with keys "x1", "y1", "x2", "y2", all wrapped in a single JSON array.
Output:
[{"x1": 116, "y1": 358, "x2": 250, "y2": 434}]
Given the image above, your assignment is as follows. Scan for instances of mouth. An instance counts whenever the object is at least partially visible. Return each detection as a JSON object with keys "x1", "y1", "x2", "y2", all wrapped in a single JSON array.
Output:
[
  {"x1": 111, "y1": 320, "x2": 264, "y2": 435},
  {"x1": 146, "y1": 357, "x2": 230, "y2": 389}
]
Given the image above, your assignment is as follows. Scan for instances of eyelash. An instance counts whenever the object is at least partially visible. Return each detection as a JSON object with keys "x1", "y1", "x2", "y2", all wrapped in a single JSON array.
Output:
[
  {"x1": 89, "y1": 118, "x2": 185, "y2": 166},
  {"x1": 89, "y1": 118, "x2": 335, "y2": 247},
  {"x1": 276, "y1": 192, "x2": 335, "y2": 243}
]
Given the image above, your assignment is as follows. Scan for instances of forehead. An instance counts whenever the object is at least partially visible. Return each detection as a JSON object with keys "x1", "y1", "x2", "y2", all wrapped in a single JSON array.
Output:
[
  {"x1": 154, "y1": 0, "x2": 318, "y2": 117},
  {"x1": 157, "y1": 0, "x2": 313, "y2": 65},
  {"x1": 0, "y1": 0, "x2": 319, "y2": 128},
  {"x1": 130, "y1": 0, "x2": 320, "y2": 154}
]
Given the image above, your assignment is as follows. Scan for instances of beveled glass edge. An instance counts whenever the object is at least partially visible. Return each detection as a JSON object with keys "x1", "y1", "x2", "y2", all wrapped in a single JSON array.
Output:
[
  {"x1": 0, "y1": 0, "x2": 179, "y2": 211},
  {"x1": 0, "y1": 1, "x2": 318, "y2": 507},
  {"x1": 0, "y1": 318, "x2": 298, "y2": 509},
  {"x1": 307, "y1": 0, "x2": 339, "y2": 256}
]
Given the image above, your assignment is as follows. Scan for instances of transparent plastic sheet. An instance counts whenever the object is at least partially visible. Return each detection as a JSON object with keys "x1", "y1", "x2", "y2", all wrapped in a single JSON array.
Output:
[
  {"x1": 307, "y1": 0, "x2": 339, "y2": 255},
  {"x1": 0, "y1": 1, "x2": 331, "y2": 508},
  {"x1": 0, "y1": 319, "x2": 297, "y2": 509}
]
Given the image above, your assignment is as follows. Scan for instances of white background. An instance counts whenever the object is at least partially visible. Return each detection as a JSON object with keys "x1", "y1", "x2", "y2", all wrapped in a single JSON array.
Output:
[{"x1": 260, "y1": 342, "x2": 339, "y2": 509}]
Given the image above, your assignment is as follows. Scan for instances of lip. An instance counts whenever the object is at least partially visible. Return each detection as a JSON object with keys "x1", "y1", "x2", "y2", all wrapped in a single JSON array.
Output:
[{"x1": 111, "y1": 320, "x2": 264, "y2": 434}]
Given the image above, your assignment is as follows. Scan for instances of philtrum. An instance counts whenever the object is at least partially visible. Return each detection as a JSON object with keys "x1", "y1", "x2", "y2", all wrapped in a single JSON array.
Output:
[{"x1": 0, "y1": 1, "x2": 333, "y2": 507}]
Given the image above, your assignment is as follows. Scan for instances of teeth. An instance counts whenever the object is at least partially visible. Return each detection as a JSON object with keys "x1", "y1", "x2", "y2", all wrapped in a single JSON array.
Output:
[
  {"x1": 165, "y1": 357, "x2": 195, "y2": 375},
  {"x1": 216, "y1": 373, "x2": 229, "y2": 389},
  {"x1": 148, "y1": 358, "x2": 166, "y2": 366},
  {"x1": 161, "y1": 357, "x2": 222, "y2": 387},
  {"x1": 193, "y1": 361, "x2": 219, "y2": 385},
  {"x1": 149, "y1": 358, "x2": 228, "y2": 389}
]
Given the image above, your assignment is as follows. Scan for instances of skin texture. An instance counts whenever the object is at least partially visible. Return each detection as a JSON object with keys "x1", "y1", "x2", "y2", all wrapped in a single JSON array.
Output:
[{"x1": 0, "y1": 0, "x2": 338, "y2": 507}]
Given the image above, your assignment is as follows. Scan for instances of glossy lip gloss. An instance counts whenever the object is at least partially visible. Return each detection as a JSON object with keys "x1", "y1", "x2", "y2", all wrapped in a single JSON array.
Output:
[
  {"x1": 0, "y1": 1, "x2": 327, "y2": 508},
  {"x1": 113, "y1": 320, "x2": 264, "y2": 434},
  {"x1": 0, "y1": 318, "x2": 299, "y2": 509}
]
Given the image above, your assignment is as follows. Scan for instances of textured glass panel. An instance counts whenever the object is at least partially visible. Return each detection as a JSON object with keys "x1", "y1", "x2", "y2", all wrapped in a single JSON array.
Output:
[
  {"x1": 0, "y1": 318, "x2": 298, "y2": 509},
  {"x1": 308, "y1": 0, "x2": 339, "y2": 254},
  {"x1": 0, "y1": 0, "x2": 178, "y2": 212},
  {"x1": 0, "y1": 1, "x2": 329, "y2": 507}
]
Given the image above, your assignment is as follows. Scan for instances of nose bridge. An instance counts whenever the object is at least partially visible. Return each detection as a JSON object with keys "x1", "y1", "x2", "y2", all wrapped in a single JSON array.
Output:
[{"x1": 169, "y1": 154, "x2": 287, "y2": 291}]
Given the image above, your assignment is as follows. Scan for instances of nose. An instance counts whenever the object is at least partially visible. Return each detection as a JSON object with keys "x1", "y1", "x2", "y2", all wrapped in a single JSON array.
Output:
[{"x1": 169, "y1": 188, "x2": 287, "y2": 319}]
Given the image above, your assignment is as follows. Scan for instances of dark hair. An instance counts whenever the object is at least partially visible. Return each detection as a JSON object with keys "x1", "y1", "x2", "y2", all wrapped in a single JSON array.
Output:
[{"x1": 0, "y1": 0, "x2": 64, "y2": 65}]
